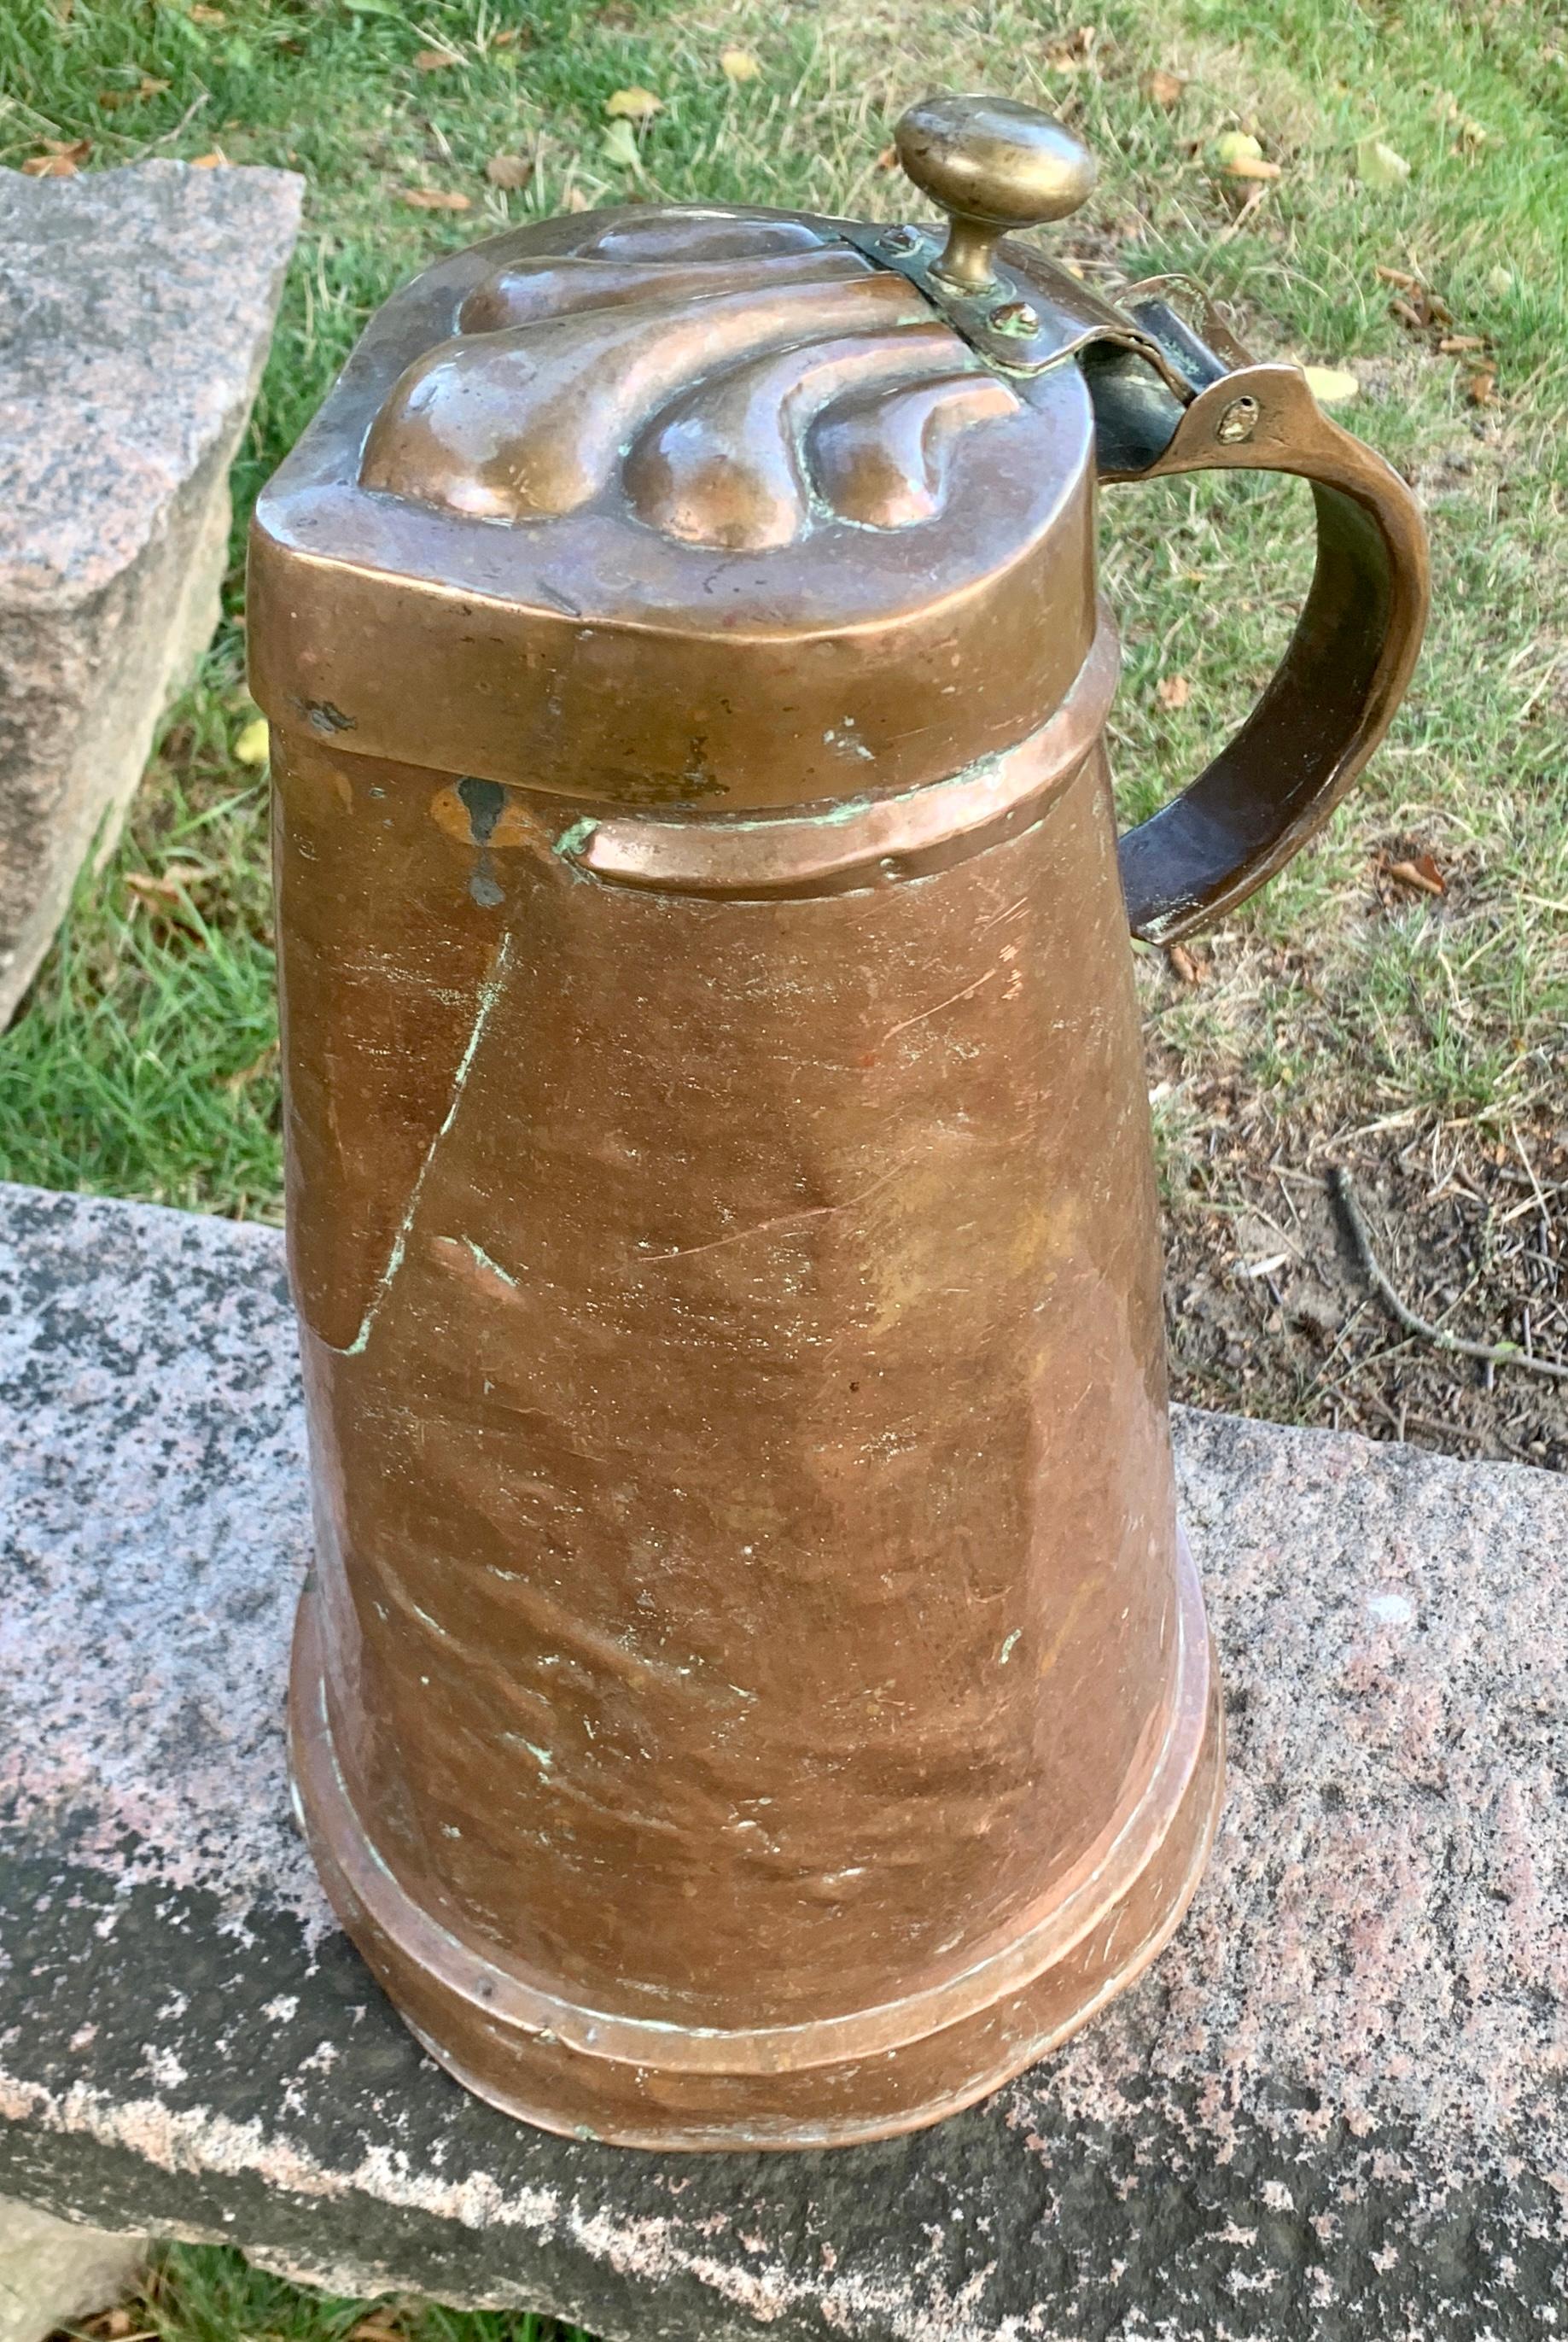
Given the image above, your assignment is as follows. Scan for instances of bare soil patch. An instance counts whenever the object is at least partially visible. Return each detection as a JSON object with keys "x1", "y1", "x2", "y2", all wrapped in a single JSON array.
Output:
[{"x1": 1159, "y1": 1079, "x2": 1568, "y2": 1469}]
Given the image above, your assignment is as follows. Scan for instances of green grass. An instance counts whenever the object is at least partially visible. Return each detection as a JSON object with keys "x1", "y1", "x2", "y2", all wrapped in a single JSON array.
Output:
[
  {"x1": 3, "y1": 0, "x2": 1566, "y2": 2323},
  {"x1": 0, "y1": 642, "x2": 281, "y2": 1213},
  {"x1": 79, "y1": 2240, "x2": 586, "y2": 2342}
]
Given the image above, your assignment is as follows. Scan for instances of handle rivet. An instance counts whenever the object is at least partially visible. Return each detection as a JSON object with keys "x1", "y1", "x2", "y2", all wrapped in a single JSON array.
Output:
[
  {"x1": 988, "y1": 297, "x2": 1040, "y2": 337},
  {"x1": 1216, "y1": 394, "x2": 1260, "y2": 444}
]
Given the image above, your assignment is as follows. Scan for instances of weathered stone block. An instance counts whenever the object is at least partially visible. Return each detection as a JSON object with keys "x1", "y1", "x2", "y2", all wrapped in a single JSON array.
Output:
[
  {"x1": 0, "y1": 2198, "x2": 144, "y2": 2342},
  {"x1": 0, "y1": 161, "x2": 300, "y2": 1021},
  {"x1": 0, "y1": 1181, "x2": 1564, "y2": 2339}
]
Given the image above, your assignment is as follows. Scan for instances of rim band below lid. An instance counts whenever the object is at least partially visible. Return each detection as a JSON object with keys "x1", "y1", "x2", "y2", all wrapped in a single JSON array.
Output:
[{"x1": 564, "y1": 604, "x2": 1120, "y2": 897}]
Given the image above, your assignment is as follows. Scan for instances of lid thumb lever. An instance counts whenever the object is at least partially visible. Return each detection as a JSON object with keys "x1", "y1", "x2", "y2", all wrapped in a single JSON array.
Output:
[{"x1": 895, "y1": 94, "x2": 1097, "y2": 294}]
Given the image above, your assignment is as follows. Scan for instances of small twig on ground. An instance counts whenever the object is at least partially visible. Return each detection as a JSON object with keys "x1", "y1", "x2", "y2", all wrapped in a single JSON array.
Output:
[
  {"x1": 1328, "y1": 1165, "x2": 1568, "y2": 1385},
  {"x1": 137, "y1": 92, "x2": 209, "y2": 156},
  {"x1": 1213, "y1": 180, "x2": 1270, "y2": 248}
]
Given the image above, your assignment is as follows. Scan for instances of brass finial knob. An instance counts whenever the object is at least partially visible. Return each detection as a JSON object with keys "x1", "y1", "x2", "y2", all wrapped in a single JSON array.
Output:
[{"x1": 894, "y1": 94, "x2": 1097, "y2": 295}]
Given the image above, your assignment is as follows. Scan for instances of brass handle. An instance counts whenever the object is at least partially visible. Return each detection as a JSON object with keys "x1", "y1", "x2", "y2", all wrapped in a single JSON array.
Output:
[
  {"x1": 1110, "y1": 365, "x2": 1431, "y2": 943},
  {"x1": 894, "y1": 94, "x2": 1096, "y2": 294}
]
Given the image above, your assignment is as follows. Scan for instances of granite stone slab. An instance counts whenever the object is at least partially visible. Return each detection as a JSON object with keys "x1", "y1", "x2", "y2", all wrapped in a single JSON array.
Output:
[
  {"x1": 0, "y1": 2198, "x2": 145, "y2": 2342},
  {"x1": 0, "y1": 1180, "x2": 1565, "y2": 2340},
  {"x1": 0, "y1": 161, "x2": 300, "y2": 1020}
]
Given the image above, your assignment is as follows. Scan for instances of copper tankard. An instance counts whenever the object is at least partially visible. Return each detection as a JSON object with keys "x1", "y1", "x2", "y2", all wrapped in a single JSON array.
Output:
[{"x1": 250, "y1": 95, "x2": 1428, "y2": 2150}]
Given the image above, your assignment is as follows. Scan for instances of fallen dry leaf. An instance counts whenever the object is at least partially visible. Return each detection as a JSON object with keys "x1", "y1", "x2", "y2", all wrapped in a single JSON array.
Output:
[
  {"x1": 1433, "y1": 94, "x2": 1489, "y2": 150},
  {"x1": 189, "y1": 3, "x2": 226, "y2": 20},
  {"x1": 1167, "y1": 942, "x2": 1206, "y2": 984},
  {"x1": 125, "y1": 864, "x2": 213, "y2": 907},
  {"x1": 22, "y1": 152, "x2": 79, "y2": 176},
  {"x1": 1437, "y1": 332, "x2": 1487, "y2": 353},
  {"x1": 485, "y1": 152, "x2": 533, "y2": 190},
  {"x1": 1466, "y1": 367, "x2": 1498, "y2": 406},
  {"x1": 604, "y1": 85, "x2": 662, "y2": 120},
  {"x1": 400, "y1": 187, "x2": 472, "y2": 212},
  {"x1": 1355, "y1": 134, "x2": 1411, "y2": 188},
  {"x1": 1385, "y1": 282, "x2": 1460, "y2": 342},
  {"x1": 232, "y1": 715, "x2": 270, "y2": 765},
  {"x1": 190, "y1": 148, "x2": 229, "y2": 167},
  {"x1": 1302, "y1": 364, "x2": 1360, "y2": 405},
  {"x1": 413, "y1": 47, "x2": 459, "y2": 71},
  {"x1": 875, "y1": 143, "x2": 898, "y2": 171},
  {"x1": 1375, "y1": 262, "x2": 1419, "y2": 289},
  {"x1": 38, "y1": 136, "x2": 92, "y2": 158},
  {"x1": 602, "y1": 117, "x2": 643, "y2": 171},
  {"x1": 96, "y1": 75, "x2": 170, "y2": 108},
  {"x1": 492, "y1": 26, "x2": 519, "y2": 44},
  {"x1": 1226, "y1": 154, "x2": 1281, "y2": 180},
  {"x1": 1388, "y1": 281, "x2": 1454, "y2": 333},
  {"x1": 1140, "y1": 67, "x2": 1186, "y2": 107},
  {"x1": 1385, "y1": 854, "x2": 1445, "y2": 897},
  {"x1": 222, "y1": 1043, "x2": 279, "y2": 1096},
  {"x1": 720, "y1": 46, "x2": 761, "y2": 81},
  {"x1": 564, "y1": 185, "x2": 592, "y2": 212},
  {"x1": 1156, "y1": 673, "x2": 1192, "y2": 710},
  {"x1": 1046, "y1": 25, "x2": 1097, "y2": 72}
]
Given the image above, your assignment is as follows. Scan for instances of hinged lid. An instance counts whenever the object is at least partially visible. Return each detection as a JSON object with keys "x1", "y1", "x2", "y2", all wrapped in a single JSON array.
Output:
[{"x1": 249, "y1": 98, "x2": 1176, "y2": 810}]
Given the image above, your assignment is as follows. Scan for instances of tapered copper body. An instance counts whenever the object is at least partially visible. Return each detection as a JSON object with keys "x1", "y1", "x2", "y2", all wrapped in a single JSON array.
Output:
[{"x1": 252, "y1": 100, "x2": 1427, "y2": 2149}]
